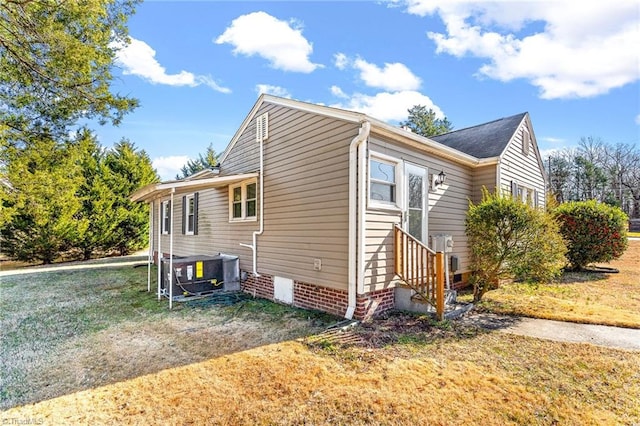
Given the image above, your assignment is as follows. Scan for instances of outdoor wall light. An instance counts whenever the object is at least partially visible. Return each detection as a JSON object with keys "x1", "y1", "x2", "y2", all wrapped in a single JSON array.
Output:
[
  {"x1": 210, "y1": 165, "x2": 221, "y2": 175},
  {"x1": 431, "y1": 170, "x2": 447, "y2": 190}
]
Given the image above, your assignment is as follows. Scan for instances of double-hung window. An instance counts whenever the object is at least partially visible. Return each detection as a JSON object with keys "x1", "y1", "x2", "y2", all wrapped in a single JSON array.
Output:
[
  {"x1": 369, "y1": 155, "x2": 399, "y2": 208},
  {"x1": 161, "y1": 200, "x2": 171, "y2": 234},
  {"x1": 229, "y1": 179, "x2": 257, "y2": 221},
  {"x1": 182, "y1": 193, "x2": 198, "y2": 235}
]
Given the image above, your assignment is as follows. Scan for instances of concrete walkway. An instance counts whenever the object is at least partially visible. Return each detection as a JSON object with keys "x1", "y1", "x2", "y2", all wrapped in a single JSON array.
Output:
[{"x1": 460, "y1": 312, "x2": 640, "y2": 351}]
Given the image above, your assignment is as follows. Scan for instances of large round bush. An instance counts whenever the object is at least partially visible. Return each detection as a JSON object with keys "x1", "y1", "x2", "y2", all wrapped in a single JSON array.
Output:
[
  {"x1": 554, "y1": 200, "x2": 628, "y2": 271},
  {"x1": 466, "y1": 189, "x2": 566, "y2": 302}
]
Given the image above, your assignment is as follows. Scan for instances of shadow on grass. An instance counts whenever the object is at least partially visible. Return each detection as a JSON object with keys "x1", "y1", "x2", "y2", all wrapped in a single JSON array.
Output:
[{"x1": 0, "y1": 264, "x2": 339, "y2": 410}]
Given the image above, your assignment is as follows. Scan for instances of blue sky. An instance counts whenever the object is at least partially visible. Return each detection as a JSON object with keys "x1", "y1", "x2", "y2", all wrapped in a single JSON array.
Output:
[{"x1": 97, "y1": 0, "x2": 639, "y2": 180}]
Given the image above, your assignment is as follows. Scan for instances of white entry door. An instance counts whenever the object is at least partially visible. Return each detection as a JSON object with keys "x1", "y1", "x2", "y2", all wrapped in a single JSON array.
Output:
[{"x1": 403, "y1": 163, "x2": 428, "y2": 243}]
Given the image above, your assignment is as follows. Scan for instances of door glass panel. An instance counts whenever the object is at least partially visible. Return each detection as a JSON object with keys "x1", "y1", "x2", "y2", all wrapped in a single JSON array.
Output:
[
  {"x1": 408, "y1": 174, "x2": 422, "y2": 208},
  {"x1": 408, "y1": 209, "x2": 422, "y2": 241},
  {"x1": 405, "y1": 166, "x2": 426, "y2": 242}
]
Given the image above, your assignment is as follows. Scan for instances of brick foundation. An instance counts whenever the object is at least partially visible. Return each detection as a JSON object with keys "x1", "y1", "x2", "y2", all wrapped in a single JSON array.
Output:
[
  {"x1": 241, "y1": 272, "x2": 396, "y2": 320},
  {"x1": 293, "y1": 280, "x2": 349, "y2": 318},
  {"x1": 241, "y1": 273, "x2": 275, "y2": 300},
  {"x1": 355, "y1": 287, "x2": 395, "y2": 320}
]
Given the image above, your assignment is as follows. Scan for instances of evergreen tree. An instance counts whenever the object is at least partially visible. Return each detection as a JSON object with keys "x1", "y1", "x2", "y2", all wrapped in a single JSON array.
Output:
[
  {"x1": 75, "y1": 129, "x2": 122, "y2": 259},
  {"x1": 1, "y1": 136, "x2": 88, "y2": 263},
  {"x1": 0, "y1": 0, "x2": 140, "y2": 143},
  {"x1": 176, "y1": 143, "x2": 219, "y2": 180},
  {"x1": 399, "y1": 105, "x2": 453, "y2": 137},
  {"x1": 103, "y1": 140, "x2": 158, "y2": 255}
]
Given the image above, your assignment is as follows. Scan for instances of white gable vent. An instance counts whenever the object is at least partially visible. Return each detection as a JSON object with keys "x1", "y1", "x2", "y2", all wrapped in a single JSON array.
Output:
[
  {"x1": 522, "y1": 127, "x2": 531, "y2": 156},
  {"x1": 256, "y1": 112, "x2": 269, "y2": 143}
]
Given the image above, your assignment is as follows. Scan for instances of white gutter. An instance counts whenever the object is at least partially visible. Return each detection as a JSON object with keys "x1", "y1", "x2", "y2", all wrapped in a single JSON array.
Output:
[
  {"x1": 347, "y1": 121, "x2": 370, "y2": 319},
  {"x1": 157, "y1": 199, "x2": 162, "y2": 301},
  {"x1": 239, "y1": 135, "x2": 265, "y2": 276},
  {"x1": 147, "y1": 201, "x2": 153, "y2": 292},
  {"x1": 169, "y1": 188, "x2": 175, "y2": 310}
]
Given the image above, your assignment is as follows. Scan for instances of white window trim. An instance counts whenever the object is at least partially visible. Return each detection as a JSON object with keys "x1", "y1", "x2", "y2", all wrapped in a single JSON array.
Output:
[
  {"x1": 229, "y1": 178, "x2": 258, "y2": 222},
  {"x1": 185, "y1": 193, "x2": 196, "y2": 235},
  {"x1": 161, "y1": 200, "x2": 171, "y2": 235},
  {"x1": 512, "y1": 180, "x2": 538, "y2": 207},
  {"x1": 368, "y1": 151, "x2": 403, "y2": 211}
]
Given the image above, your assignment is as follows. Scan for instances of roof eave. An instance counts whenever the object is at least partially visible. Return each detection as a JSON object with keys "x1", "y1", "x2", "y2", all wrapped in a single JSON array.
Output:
[
  {"x1": 130, "y1": 172, "x2": 259, "y2": 203},
  {"x1": 372, "y1": 123, "x2": 481, "y2": 167}
]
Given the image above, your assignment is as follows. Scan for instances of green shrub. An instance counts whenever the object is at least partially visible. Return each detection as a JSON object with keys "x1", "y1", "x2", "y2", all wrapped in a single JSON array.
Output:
[
  {"x1": 466, "y1": 189, "x2": 567, "y2": 302},
  {"x1": 554, "y1": 200, "x2": 628, "y2": 271}
]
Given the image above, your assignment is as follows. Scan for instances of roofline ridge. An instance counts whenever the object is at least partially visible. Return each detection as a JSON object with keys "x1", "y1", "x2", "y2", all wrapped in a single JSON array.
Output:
[{"x1": 435, "y1": 111, "x2": 528, "y2": 137}]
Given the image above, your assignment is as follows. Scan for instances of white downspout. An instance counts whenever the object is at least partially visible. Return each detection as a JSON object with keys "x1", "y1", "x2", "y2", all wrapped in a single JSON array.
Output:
[
  {"x1": 357, "y1": 134, "x2": 367, "y2": 296},
  {"x1": 147, "y1": 201, "x2": 153, "y2": 292},
  {"x1": 347, "y1": 121, "x2": 370, "y2": 319},
  {"x1": 240, "y1": 134, "x2": 265, "y2": 276},
  {"x1": 169, "y1": 188, "x2": 175, "y2": 310},
  {"x1": 157, "y1": 199, "x2": 162, "y2": 301}
]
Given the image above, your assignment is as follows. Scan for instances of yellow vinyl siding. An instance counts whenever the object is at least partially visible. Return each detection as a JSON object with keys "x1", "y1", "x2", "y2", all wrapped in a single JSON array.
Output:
[
  {"x1": 472, "y1": 164, "x2": 497, "y2": 203},
  {"x1": 365, "y1": 134, "x2": 474, "y2": 293},
  {"x1": 151, "y1": 102, "x2": 356, "y2": 290},
  {"x1": 257, "y1": 104, "x2": 355, "y2": 290}
]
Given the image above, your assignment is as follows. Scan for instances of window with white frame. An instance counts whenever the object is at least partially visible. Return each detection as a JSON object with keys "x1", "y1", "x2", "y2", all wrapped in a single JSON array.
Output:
[
  {"x1": 511, "y1": 181, "x2": 538, "y2": 207},
  {"x1": 182, "y1": 193, "x2": 198, "y2": 235},
  {"x1": 229, "y1": 179, "x2": 257, "y2": 221},
  {"x1": 161, "y1": 200, "x2": 171, "y2": 234},
  {"x1": 369, "y1": 155, "x2": 399, "y2": 207}
]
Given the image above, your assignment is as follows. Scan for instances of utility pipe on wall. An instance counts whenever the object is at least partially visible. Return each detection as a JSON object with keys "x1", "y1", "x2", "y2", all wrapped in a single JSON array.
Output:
[
  {"x1": 169, "y1": 188, "x2": 175, "y2": 310},
  {"x1": 157, "y1": 198, "x2": 162, "y2": 301},
  {"x1": 347, "y1": 120, "x2": 370, "y2": 319},
  {"x1": 240, "y1": 125, "x2": 266, "y2": 276},
  {"x1": 147, "y1": 201, "x2": 153, "y2": 292}
]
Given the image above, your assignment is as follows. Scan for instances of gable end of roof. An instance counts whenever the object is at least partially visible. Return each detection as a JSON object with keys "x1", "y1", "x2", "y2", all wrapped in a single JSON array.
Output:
[{"x1": 432, "y1": 112, "x2": 528, "y2": 159}]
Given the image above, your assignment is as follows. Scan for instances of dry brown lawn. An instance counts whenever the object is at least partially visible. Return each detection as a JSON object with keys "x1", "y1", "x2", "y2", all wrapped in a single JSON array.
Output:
[
  {"x1": 469, "y1": 240, "x2": 640, "y2": 328},
  {"x1": 3, "y1": 320, "x2": 639, "y2": 425},
  {"x1": 2, "y1": 244, "x2": 640, "y2": 425}
]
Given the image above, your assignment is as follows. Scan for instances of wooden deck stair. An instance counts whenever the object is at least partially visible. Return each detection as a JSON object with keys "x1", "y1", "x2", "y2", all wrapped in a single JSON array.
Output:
[{"x1": 394, "y1": 225, "x2": 445, "y2": 320}]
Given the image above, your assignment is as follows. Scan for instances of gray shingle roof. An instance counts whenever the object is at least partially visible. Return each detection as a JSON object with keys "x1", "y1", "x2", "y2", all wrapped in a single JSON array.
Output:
[{"x1": 431, "y1": 112, "x2": 527, "y2": 159}]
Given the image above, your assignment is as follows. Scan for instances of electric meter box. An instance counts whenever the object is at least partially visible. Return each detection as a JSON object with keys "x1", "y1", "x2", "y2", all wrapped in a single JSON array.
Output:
[{"x1": 430, "y1": 234, "x2": 454, "y2": 253}]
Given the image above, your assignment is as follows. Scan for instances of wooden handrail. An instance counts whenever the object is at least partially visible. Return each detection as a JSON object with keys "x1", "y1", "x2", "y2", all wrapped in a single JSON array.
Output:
[{"x1": 394, "y1": 225, "x2": 445, "y2": 320}]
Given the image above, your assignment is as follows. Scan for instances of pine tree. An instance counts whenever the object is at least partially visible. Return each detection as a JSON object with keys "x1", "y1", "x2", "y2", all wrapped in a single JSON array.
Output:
[
  {"x1": 74, "y1": 129, "x2": 122, "y2": 259},
  {"x1": 400, "y1": 105, "x2": 453, "y2": 137},
  {"x1": 176, "y1": 143, "x2": 219, "y2": 180},
  {"x1": 103, "y1": 140, "x2": 158, "y2": 255},
  {"x1": 1, "y1": 136, "x2": 88, "y2": 263},
  {"x1": 0, "y1": 0, "x2": 140, "y2": 142}
]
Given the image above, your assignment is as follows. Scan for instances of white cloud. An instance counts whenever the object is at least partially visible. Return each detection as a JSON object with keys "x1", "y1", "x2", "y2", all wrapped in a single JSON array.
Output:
[
  {"x1": 401, "y1": 1, "x2": 640, "y2": 99},
  {"x1": 635, "y1": 114, "x2": 640, "y2": 125},
  {"x1": 330, "y1": 85, "x2": 349, "y2": 99},
  {"x1": 353, "y1": 58, "x2": 422, "y2": 91},
  {"x1": 255, "y1": 84, "x2": 292, "y2": 98},
  {"x1": 215, "y1": 11, "x2": 321, "y2": 73},
  {"x1": 334, "y1": 52, "x2": 349, "y2": 70},
  {"x1": 113, "y1": 37, "x2": 231, "y2": 93},
  {"x1": 540, "y1": 136, "x2": 566, "y2": 144},
  {"x1": 152, "y1": 155, "x2": 190, "y2": 181},
  {"x1": 333, "y1": 53, "x2": 422, "y2": 91},
  {"x1": 332, "y1": 90, "x2": 444, "y2": 122}
]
